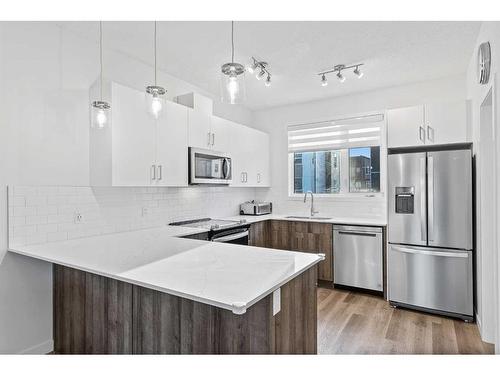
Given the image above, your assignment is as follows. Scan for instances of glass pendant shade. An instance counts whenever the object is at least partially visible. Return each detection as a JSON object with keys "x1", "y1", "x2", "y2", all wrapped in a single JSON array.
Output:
[
  {"x1": 220, "y1": 62, "x2": 246, "y2": 104},
  {"x1": 146, "y1": 85, "x2": 166, "y2": 119},
  {"x1": 91, "y1": 100, "x2": 110, "y2": 129}
]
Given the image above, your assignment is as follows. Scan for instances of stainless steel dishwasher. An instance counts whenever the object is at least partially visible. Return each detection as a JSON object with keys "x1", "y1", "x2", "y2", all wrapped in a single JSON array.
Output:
[{"x1": 333, "y1": 225, "x2": 383, "y2": 292}]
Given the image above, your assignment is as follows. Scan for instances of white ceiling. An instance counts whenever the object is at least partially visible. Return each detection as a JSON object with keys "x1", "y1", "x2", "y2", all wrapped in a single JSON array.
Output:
[{"x1": 60, "y1": 21, "x2": 481, "y2": 111}]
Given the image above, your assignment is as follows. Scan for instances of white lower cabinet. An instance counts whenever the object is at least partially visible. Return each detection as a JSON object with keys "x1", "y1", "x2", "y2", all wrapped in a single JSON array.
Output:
[
  {"x1": 387, "y1": 100, "x2": 469, "y2": 148},
  {"x1": 90, "y1": 82, "x2": 189, "y2": 187}
]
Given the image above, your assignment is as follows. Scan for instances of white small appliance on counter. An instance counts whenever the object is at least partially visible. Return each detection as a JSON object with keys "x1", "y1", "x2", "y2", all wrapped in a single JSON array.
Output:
[{"x1": 240, "y1": 200, "x2": 272, "y2": 216}]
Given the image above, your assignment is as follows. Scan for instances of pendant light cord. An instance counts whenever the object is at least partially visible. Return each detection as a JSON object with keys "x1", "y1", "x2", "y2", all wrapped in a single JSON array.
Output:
[
  {"x1": 99, "y1": 21, "x2": 103, "y2": 101},
  {"x1": 154, "y1": 21, "x2": 157, "y2": 86},
  {"x1": 231, "y1": 21, "x2": 234, "y2": 63}
]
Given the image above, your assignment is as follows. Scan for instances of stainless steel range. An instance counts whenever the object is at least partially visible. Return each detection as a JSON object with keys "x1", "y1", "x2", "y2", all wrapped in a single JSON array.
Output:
[{"x1": 170, "y1": 218, "x2": 250, "y2": 245}]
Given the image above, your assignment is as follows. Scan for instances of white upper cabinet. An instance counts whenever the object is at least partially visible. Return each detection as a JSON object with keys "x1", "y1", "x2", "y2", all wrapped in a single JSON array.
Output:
[
  {"x1": 387, "y1": 100, "x2": 469, "y2": 148},
  {"x1": 177, "y1": 93, "x2": 215, "y2": 149},
  {"x1": 90, "y1": 82, "x2": 189, "y2": 187},
  {"x1": 424, "y1": 101, "x2": 468, "y2": 145},
  {"x1": 156, "y1": 100, "x2": 189, "y2": 186},
  {"x1": 387, "y1": 105, "x2": 425, "y2": 148}
]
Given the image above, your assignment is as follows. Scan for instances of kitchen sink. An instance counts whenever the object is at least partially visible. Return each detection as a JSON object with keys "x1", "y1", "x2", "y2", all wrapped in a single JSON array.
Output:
[{"x1": 285, "y1": 216, "x2": 332, "y2": 220}]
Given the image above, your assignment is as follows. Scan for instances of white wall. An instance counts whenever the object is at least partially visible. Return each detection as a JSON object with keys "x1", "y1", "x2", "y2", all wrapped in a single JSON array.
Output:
[
  {"x1": 465, "y1": 21, "x2": 500, "y2": 349},
  {"x1": 0, "y1": 22, "x2": 254, "y2": 354},
  {"x1": 252, "y1": 75, "x2": 467, "y2": 219}
]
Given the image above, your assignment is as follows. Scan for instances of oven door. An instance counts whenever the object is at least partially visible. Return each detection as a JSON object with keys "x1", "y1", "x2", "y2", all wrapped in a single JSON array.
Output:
[
  {"x1": 189, "y1": 147, "x2": 232, "y2": 184},
  {"x1": 211, "y1": 228, "x2": 249, "y2": 245}
]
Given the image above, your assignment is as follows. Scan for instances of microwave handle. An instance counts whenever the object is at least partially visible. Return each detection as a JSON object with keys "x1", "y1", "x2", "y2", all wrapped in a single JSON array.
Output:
[{"x1": 222, "y1": 158, "x2": 230, "y2": 179}]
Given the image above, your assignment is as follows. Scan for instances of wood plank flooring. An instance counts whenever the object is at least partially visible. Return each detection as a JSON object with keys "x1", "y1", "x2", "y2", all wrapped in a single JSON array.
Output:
[{"x1": 317, "y1": 287, "x2": 494, "y2": 354}]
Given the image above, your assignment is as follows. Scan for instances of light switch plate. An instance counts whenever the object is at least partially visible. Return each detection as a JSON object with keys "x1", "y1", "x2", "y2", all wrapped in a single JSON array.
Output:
[{"x1": 273, "y1": 288, "x2": 281, "y2": 316}]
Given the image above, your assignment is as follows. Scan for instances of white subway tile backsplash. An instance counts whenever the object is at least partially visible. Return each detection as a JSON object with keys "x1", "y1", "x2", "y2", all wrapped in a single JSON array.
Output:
[{"x1": 8, "y1": 185, "x2": 256, "y2": 247}]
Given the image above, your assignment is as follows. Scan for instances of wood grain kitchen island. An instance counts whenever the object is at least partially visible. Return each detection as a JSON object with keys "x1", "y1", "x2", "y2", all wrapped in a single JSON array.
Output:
[
  {"x1": 53, "y1": 264, "x2": 317, "y2": 354},
  {"x1": 8, "y1": 226, "x2": 322, "y2": 354}
]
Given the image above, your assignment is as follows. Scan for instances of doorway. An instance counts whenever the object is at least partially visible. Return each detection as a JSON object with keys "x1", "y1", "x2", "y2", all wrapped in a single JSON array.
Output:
[{"x1": 478, "y1": 86, "x2": 498, "y2": 346}]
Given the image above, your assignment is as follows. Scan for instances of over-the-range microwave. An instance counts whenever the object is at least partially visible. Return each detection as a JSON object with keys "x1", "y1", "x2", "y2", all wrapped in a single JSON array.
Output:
[{"x1": 189, "y1": 147, "x2": 232, "y2": 185}]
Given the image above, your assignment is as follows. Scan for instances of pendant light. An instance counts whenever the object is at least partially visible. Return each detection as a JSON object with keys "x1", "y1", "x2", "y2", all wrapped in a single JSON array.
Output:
[
  {"x1": 91, "y1": 21, "x2": 110, "y2": 129},
  {"x1": 146, "y1": 21, "x2": 166, "y2": 119},
  {"x1": 220, "y1": 21, "x2": 246, "y2": 104}
]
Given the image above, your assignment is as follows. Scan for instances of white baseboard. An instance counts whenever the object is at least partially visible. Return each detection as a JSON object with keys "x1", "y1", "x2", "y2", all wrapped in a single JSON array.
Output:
[{"x1": 18, "y1": 339, "x2": 54, "y2": 354}]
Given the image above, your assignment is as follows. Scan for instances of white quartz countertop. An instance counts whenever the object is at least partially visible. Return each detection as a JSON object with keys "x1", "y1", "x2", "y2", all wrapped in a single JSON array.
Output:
[
  {"x1": 8, "y1": 225, "x2": 322, "y2": 315},
  {"x1": 223, "y1": 214, "x2": 387, "y2": 227}
]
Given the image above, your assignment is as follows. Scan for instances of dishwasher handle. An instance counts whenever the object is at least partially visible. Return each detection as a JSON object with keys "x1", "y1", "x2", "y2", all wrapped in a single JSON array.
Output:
[{"x1": 337, "y1": 231, "x2": 377, "y2": 237}]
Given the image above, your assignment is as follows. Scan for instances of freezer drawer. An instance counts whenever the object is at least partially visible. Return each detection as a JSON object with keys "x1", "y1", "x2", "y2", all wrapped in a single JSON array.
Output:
[
  {"x1": 333, "y1": 226, "x2": 383, "y2": 291},
  {"x1": 388, "y1": 245, "x2": 473, "y2": 317}
]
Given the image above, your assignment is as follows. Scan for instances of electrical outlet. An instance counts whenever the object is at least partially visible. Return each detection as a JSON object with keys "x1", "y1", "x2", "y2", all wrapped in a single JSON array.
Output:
[
  {"x1": 142, "y1": 207, "x2": 149, "y2": 217},
  {"x1": 74, "y1": 211, "x2": 83, "y2": 224}
]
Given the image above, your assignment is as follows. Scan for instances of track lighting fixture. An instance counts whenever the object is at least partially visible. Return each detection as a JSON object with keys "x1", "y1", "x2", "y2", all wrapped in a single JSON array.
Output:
[
  {"x1": 91, "y1": 21, "x2": 111, "y2": 129},
  {"x1": 265, "y1": 74, "x2": 272, "y2": 87},
  {"x1": 353, "y1": 65, "x2": 364, "y2": 79},
  {"x1": 220, "y1": 21, "x2": 246, "y2": 104},
  {"x1": 317, "y1": 63, "x2": 364, "y2": 86},
  {"x1": 257, "y1": 69, "x2": 266, "y2": 80},
  {"x1": 146, "y1": 21, "x2": 167, "y2": 118},
  {"x1": 321, "y1": 74, "x2": 328, "y2": 87},
  {"x1": 336, "y1": 70, "x2": 346, "y2": 83}
]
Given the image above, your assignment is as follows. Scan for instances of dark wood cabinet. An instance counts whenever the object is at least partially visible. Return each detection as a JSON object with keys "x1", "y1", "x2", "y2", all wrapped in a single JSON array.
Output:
[
  {"x1": 53, "y1": 264, "x2": 317, "y2": 354},
  {"x1": 249, "y1": 220, "x2": 333, "y2": 282}
]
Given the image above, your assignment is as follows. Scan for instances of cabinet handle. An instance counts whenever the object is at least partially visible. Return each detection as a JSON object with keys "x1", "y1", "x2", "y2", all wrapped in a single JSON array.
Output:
[
  {"x1": 207, "y1": 132, "x2": 211, "y2": 146},
  {"x1": 419, "y1": 126, "x2": 425, "y2": 143},
  {"x1": 211, "y1": 133, "x2": 215, "y2": 146},
  {"x1": 244, "y1": 172, "x2": 248, "y2": 183},
  {"x1": 157, "y1": 165, "x2": 162, "y2": 181},
  {"x1": 241, "y1": 172, "x2": 245, "y2": 183},
  {"x1": 151, "y1": 164, "x2": 156, "y2": 181},
  {"x1": 257, "y1": 173, "x2": 261, "y2": 183},
  {"x1": 427, "y1": 126, "x2": 434, "y2": 142}
]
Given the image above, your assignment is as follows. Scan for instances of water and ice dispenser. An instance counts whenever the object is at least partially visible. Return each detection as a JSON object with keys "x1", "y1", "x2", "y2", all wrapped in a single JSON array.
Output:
[{"x1": 395, "y1": 187, "x2": 414, "y2": 214}]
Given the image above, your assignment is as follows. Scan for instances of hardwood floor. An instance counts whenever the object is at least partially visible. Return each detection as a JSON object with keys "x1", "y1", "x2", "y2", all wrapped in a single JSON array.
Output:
[{"x1": 317, "y1": 287, "x2": 495, "y2": 354}]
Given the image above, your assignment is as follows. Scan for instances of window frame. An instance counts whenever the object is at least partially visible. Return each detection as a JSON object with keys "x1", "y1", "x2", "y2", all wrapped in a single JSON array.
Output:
[{"x1": 287, "y1": 111, "x2": 387, "y2": 201}]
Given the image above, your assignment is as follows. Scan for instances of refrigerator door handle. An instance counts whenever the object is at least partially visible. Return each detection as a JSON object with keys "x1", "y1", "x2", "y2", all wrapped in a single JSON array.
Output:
[
  {"x1": 391, "y1": 245, "x2": 469, "y2": 258},
  {"x1": 420, "y1": 157, "x2": 427, "y2": 242},
  {"x1": 428, "y1": 155, "x2": 434, "y2": 242}
]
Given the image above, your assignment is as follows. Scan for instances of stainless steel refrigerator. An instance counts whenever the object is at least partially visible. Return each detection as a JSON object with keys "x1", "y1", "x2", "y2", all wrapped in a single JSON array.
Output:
[{"x1": 388, "y1": 146, "x2": 473, "y2": 321}]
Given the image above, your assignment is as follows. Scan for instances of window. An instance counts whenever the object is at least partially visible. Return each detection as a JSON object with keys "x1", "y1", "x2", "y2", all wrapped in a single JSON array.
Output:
[
  {"x1": 349, "y1": 147, "x2": 380, "y2": 192},
  {"x1": 288, "y1": 114, "x2": 384, "y2": 196},
  {"x1": 293, "y1": 150, "x2": 341, "y2": 194}
]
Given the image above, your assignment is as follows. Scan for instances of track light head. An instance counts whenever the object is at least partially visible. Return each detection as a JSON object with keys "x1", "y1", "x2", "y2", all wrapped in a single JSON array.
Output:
[
  {"x1": 336, "y1": 70, "x2": 346, "y2": 83},
  {"x1": 265, "y1": 74, "x2": 272, "y2": 87},
  {"x1": 247, "y1": 60, "x2": 259, "y2": 74},
  {"x1": 354, "y1": 66, "x2": 364, "y2": 79},
  {"x1": 257, "y1": 69, "x2": 266, "y2": 80},
  {"x1": 321, "y1": 74, "x2": 328, "y2": 87}
]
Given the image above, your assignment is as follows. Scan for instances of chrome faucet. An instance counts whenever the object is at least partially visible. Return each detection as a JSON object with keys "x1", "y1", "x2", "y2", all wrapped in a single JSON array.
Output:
[{"x1": 304, "y1": 191, "x2": 319, "y2": 217}]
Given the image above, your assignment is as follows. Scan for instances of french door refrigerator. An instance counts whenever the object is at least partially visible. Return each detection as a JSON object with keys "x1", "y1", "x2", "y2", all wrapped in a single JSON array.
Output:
[{"x1": 388, "y1": 146, "x2": 473, "y2": 321}]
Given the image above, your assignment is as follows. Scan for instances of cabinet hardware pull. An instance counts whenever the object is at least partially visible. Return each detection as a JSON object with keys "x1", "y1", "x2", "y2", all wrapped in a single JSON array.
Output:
[
  {"x1": 157, "y1": 165, "x2": 162, "y2": 181},
  {"x1": 257, "y1": 173, "x2": 261, "y2": 183},
  {"x1": 427, "y1": 126, "x2": 434, "y2": 142},
  {"x1": 419, "y1": 126, "x2": 425, "y2": 143},
  {"x1": 207, "y1": 132, "x2": 211, "y2": 146},
  {"x1": 211, "y1": 133, "x2": 215, "y2": 146},
  {"x1": 241, "y1": 172, "x2": 245, "y2": 182},
  {"x1": 151, "y1": 164, "x2": 156, "y2": 180}
]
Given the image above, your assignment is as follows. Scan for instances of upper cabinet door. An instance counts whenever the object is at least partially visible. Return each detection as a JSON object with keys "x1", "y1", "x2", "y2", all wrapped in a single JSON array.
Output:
[
  {"x1": 425, "y1": 101, "x2": 468, "y2": 145},
  {"x1": 210, "y1": 115, "x2": 234, "y2": 152},
  {"x1": 187, "y1": 109, "x2": 212, "y2": 149},
  {"x1": 387, "y1": 105, "x2": 425, "y2": 148},
  {"x1": 254, "y1": 131, "x2": 270, "y2": 187},
  {"x1": 112, "y1": 83, "x2": 157, "y2": 186},
  {"x1": 156, "y1": 101, "x2": 189, "y2": 187}
]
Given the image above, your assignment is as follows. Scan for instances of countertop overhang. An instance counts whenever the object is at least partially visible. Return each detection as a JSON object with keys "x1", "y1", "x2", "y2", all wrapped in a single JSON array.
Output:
[{"x1": 8, "y1": 225, "x2": 323, "y2": 315}]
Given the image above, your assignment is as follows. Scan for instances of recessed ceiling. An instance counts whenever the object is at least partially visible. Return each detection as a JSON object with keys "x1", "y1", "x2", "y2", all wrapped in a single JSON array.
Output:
[{"x1": 60, "y1": 21, "x2": 481, "y2": 111}]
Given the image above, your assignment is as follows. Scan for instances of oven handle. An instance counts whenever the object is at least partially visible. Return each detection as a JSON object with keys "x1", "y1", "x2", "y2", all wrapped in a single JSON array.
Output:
[{"x1": 212, "y1": 230, "x2": 249, "y2": 243}]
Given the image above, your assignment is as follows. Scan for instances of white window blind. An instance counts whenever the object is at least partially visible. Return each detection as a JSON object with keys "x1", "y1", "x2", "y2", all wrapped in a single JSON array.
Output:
[{"x1": 288, "y1": 113, "x2": 384, "y2": 153}]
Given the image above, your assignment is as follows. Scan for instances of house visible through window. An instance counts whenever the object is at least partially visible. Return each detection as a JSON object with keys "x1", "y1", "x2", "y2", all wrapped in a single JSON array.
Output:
[{"x1": 288, "y1": 114, "x2": 383, "y2": 195}]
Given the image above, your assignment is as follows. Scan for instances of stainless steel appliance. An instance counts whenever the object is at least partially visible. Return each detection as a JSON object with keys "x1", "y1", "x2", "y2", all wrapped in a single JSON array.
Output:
[
  {"x1": 333, "y1": 225, "x2": 383, "y2": 292},
  {"x1": 388, "y1": 145, "x2": 473, "y2": 321},
  {"x1": 240, "y1": 200, "x2": 272, "y2": 216},
  {"x1": 170, "y1": 218, "x2": 250, "y2": 245},
  {"x1": 189, "y1": 147, "x2": 232, "y2": 184}
]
